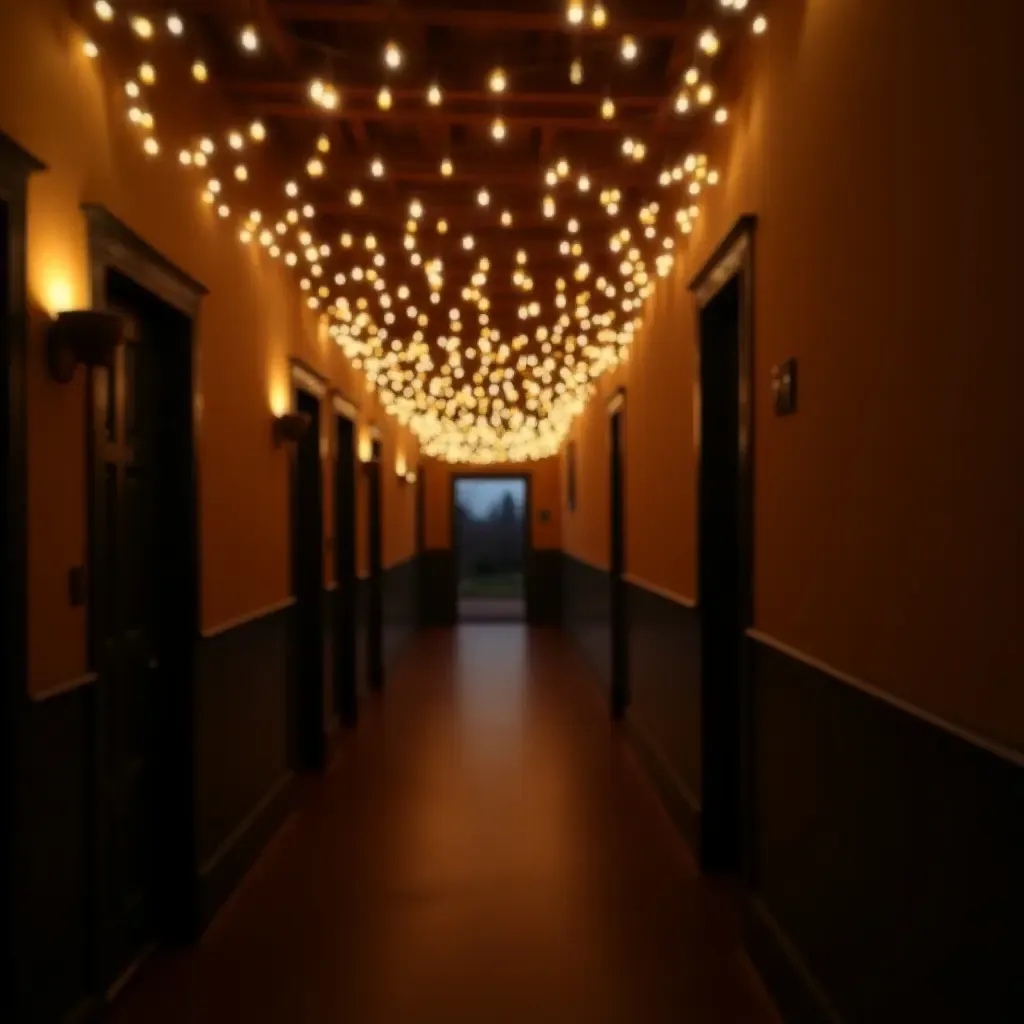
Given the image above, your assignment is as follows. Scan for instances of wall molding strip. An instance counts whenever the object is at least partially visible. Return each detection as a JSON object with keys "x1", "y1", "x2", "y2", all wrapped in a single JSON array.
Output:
[
  {"x1": 30, "y1": 672, "x2": 98, "y2": 701},
  {"x1": 747, "y1": 628, "x2": 1024, "y2": 768},
  {"x1": 564, "y1": 550, "x2": 609, "y2": 573},
  {"x1": 623, "y1": 573, "x2": 696, "y2": 608},
  {"x1": 201, "y1": 597, "x2": 297, "y2": 639}
]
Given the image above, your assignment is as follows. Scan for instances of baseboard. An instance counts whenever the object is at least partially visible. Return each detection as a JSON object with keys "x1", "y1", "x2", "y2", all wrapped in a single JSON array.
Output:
[
  {"x1": 746, "y1": 897, "x2": 843, "y2": 1024},
  {"x1": 625, "y1": 714, "x2": 702, "y2": 851},
  {"x1": 196, "y1": 771, "x2": 295, "y2": 933}
]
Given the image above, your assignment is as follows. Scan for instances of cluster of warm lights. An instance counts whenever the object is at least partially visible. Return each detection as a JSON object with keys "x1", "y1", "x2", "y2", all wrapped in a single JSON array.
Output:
[{"x1": 81, "y1": 0, "x2": 768, "y2": 463}]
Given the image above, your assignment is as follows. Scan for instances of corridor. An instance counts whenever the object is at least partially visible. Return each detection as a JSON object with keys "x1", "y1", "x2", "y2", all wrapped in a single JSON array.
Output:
[{"x1": 109, "y1": 627, "x2": 776, "y2": 1024}]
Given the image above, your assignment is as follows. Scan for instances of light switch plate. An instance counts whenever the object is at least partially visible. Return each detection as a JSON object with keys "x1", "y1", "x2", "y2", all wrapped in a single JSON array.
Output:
[
  {"x1": 771, "y1": 358, "x2": 797, "y2": 416},
  {"x1": 68, "y1": 566, "x2": 87, "y2": 607}
]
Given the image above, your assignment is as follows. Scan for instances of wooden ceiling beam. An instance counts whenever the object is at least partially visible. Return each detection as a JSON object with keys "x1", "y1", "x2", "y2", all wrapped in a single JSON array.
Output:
[
  {"x1": 290, "y1": 161, "x2": 656, "y2": 187},
  {"x1": 250, "y1": 102, "x2": 682, "y2": 133},
  {"x1": 223, "y1": 81, "x2": 665, "y2": 108},
  {"x1": 272, "y1": 2, "x2": 690, "y2": 37}
]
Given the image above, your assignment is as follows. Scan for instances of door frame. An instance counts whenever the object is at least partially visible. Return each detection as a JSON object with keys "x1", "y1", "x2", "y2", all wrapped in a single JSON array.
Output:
[
  {"x1": 0, "y1": 131, "x2": 45, "y2": 1022},
  {"x1": 363, "y1": 427, "x2": 384, "y2": 690},
  {"x1": 688, "y1": 214, "x2": 757, "y2": 876},
  {"x1": 289, "y1": 358, "x2": 327, "y2": 770},
  {"x1": 332, "y1": 391, "x2": 359, "y2": 724},
  {"x1": 82, "y1": 206, "x2": 205, "y2": 976},
  {"x1": 449, "y1": 472, "x2": 532, "y2": 621},
  {"x1": 607, "y1": 387, "x2": 629, "y2": 718}
]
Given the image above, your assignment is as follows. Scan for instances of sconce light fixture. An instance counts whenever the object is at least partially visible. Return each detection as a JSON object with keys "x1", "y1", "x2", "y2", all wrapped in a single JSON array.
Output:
[
  {"x1": 273, "y1": 411, "x2": 311, "y2": 445},
  {"x1": 360, "y1": 426, "x2": 382, "y2": 466},
  {"x1": 46, "y1": 310, "x2": 123, "y2": 383}
]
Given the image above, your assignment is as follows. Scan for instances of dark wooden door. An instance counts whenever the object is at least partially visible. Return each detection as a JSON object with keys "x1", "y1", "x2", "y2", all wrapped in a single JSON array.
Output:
[
  {"x1": 697, "y1": 273, "x2": 744, "y2": 873},
  {"x1": 92, "y1": 311, "x2": 159, "y2": 994},
  {"x1": 366, "y1": 440, "x2": 384, "y2": 690},
  {"x1": 292, "y1": 388, "x2": 325, "y2": 770},
  {"x1": 609, "y1": 408, "x2": 629, "y2": 718},
  {"x1": 333, "y1": 415, "x2": 357, "y2": 723}
]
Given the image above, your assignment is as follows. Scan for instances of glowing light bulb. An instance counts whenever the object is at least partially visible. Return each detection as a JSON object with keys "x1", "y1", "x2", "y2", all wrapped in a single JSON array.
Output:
[
  {"x1": 675, "y1": 91, "x2": 691, "y2": 114},
  {"x1": 697, "y1": 83, "x2": 714, "y2": 105},
  {"x1": 698, "y1": 29, "x2": 720, "y2": 55},
  {"x1": 577, "y1": 174, "x2": 591, "y2": 192},
  {"x1": 620, "y1": 35, "x2": 638, "y2": 61},
  {"x1": 199, "y1": 138, "x2": 215, "y2": 155},
  {"x1": 714, "y1": 106, "x2": 729, "y2": 124},
  {"x1": 131, "y1": 16, "x2": 153, "y2": 38},
  {"x1": 752, "y1": 15, "x2": 768, "y2": 34},
  {"x1": 94, "y1": 1, "x2": 114, "y2": 21},
  {"x1": 384, "y1": 41, "x2": 403, "y2": 69},
  {"x1": 556, "y1": 159, "x2": 570, "y2": 178},
  {"x1": 601, "y1": 97, "x2": 616, "y2": 120},
  {"x1": 249, "y1": 120, "x2": 266, "y2": 141},
  {"x1": 501, "y1": 210, "x2": 513, "y2": 227},
  {"x1": 477, "y1": 188, "x2": 490, "y2": 207},
  {"x1": 543, "y1": 196, "x2": 555, "y2": 218},
  {"x1": 427, "y1": 83, "x2": 443, "y2": 105},
  {"x1": 370, "y1": 157, "x2": 385, "y2": 177},
  {"x1": 341, "y1": 232, "x2": 353, "y2": 247},
  {"x1": 317, "y1": 133, "x2": 331, "y2": 153},
  {"x1": 491, "y1": 117, "x2": 507, "y2": 141},
  {"x1": 178, "y1": 149, "x2": 192, "y2": 166},
  {"x1": 570, "y1": 59, "x2": 583, "y2": 85},
  {"x1": 234, "y1": 164, "x2": 248, "y2": 181},
  {"x1": 143, "y1": 137, "x2": 160, "y2": 157},
  {"x1": 567, "y1": 1, "x2": 584, "y2": 25},
  {"x1": 440, "y1": 157, "x2": 453, "y2": 176},
  {"x1": 377, "y1": 86, "x2": 392, "y2": 110},
  {"x1": 409, "y1": 198, "x2": 423, "y2": 219},
  {"x1": 138, "y1": 62, "x2": 156, "y2": 85},
  {"x1": 240, "y1": 24, "x2": 259, "y2": 52},
  {"x1": 685, "y1": 66, "x2": 700, "y2": 87},
  {"x1": 621, "y1": 137, "x2": 635, "y2": 156},
  {"x1": 83, "y1": 40, "x2": 99, "y2": 59},
  {"x1": 437, "y1": 219, "x2": 448, "y2": 234},
  {"x1": 167, "y1": 12, "x2": 184, "y2": 35},
  {"x1": 592, "y1": 3, "x2": 608, "y2": 27},
  {"x1": 488, "y1": 67, "x2": 507, "y2": 93}
]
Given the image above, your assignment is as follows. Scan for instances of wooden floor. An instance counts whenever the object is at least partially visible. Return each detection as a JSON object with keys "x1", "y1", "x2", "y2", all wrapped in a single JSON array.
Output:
[{"x1": 110, "y1": 626, "x2": 777, "y2": 1024}]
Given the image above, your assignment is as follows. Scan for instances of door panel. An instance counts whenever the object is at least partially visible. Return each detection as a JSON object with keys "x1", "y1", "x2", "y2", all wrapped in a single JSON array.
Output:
[
  {"x1": 334, "y1": 416, "x2": 357, "y2": 722},
  {"x1": 94, "y1": 312, "x2": 158, "y2": 992}
]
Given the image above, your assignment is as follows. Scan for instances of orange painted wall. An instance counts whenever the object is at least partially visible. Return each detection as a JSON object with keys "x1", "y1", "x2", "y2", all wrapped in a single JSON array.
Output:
[
  {"x1": 562, "y1": 0, "x2": 1024, "y2": 747},
  {"x1": 0, "y1": 2, "x2": 417, "y2": 694},
  {"x1": 423, "y1": 457, "x2": 562, "y2": 551}
]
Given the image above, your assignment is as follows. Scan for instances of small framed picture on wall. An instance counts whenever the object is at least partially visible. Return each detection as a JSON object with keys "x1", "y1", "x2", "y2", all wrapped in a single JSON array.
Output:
[{"x1": 567, "y1": 441, "x2": 577, "y2": 512}]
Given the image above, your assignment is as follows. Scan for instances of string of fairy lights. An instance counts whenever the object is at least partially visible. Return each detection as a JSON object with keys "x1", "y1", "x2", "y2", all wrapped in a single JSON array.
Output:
[{"x1": 81, "y1": 1, "x2": 769, "y2": 464}]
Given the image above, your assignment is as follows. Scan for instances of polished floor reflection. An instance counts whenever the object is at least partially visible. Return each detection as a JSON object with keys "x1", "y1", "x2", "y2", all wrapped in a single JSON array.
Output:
[{"x1": 110, "y1": 626, "x2": 777, "y2": 1024}]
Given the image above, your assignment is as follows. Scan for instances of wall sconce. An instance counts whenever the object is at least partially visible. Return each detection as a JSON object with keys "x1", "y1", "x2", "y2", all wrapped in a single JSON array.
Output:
[
  {"x1": 360, "y1": 427, "x2": 381, "y2": 466},
  {"x1": 46, "y1": 310, "x2": 123, "y2": 383},
  {"x1": 273, "y1": 411, "x2": 311, "y2": 445}
]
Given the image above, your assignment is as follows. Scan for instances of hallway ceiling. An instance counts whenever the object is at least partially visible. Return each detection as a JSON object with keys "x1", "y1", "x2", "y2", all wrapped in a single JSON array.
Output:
[{"x1": 80, "y1": 0, "x2": 768, "y2": 462}]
